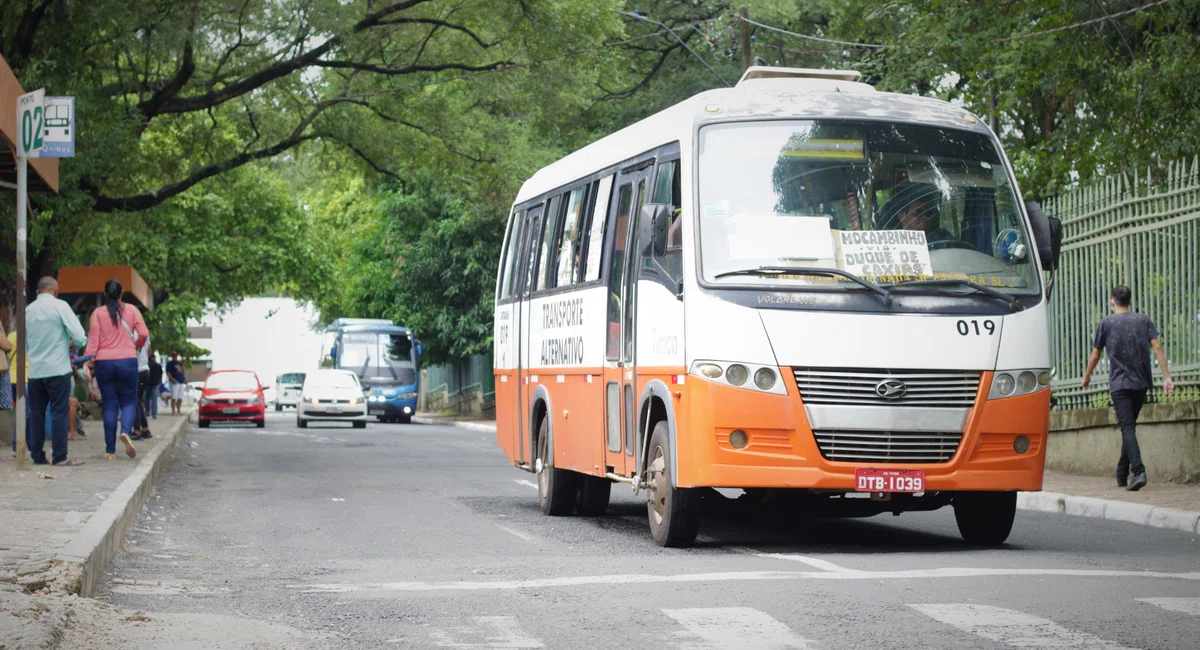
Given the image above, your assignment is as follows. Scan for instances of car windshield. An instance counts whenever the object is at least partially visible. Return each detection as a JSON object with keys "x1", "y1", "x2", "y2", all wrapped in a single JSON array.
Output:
[
  {"x1": 698, "y1": 120, "x2": 1038, "y2": 294},
  {"x1": 280, "y1": 373, "x2": 305, "y2": 385},
  {"x1": 340, "y1": 332, "x2": 414, "y2": 380},
  {"x1": 206, "y1": 372, "x2": 257, "y2": 390},
  {"x1": 310, "y1": 372, "x2": 359, "y2": 390}
]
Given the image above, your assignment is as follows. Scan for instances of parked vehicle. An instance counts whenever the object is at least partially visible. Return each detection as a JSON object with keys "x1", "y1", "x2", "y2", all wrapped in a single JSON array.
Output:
[
  {"x1": 197, "y1": 370, "x2": 268, "y2": 428},
  {"x1": 321, "y1": 318, "x2": 422, "y2": 423},
  {"x1": 297, "y1": 369, "x2": 369, "y2": 429},
  {"x1": 274, "y1": 372, "x2": 306, "y2": 411}
]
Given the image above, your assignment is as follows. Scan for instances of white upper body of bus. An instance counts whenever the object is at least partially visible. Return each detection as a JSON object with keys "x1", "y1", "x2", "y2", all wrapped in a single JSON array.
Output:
[{"x1": 497, "y1": 67, "x2": 1055, "y2": 396}]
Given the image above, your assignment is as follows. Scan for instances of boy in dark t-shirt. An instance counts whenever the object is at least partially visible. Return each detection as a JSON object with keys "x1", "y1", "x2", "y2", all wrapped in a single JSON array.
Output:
[{"x1": 1082, "y1": 286, "x2": 1175, "y2": 491}]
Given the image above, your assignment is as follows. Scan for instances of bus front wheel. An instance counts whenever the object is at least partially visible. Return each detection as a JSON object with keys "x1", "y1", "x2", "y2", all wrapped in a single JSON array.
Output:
[
  {"x1": 953, "y1": 491, "x2": 1017, "y2": 545},
  {"x1": 536, "y1": 418, "x2": 577, "y2": 516},
  {"x1": 646, "y1": 421, "x2": 699, "y2": 547}
]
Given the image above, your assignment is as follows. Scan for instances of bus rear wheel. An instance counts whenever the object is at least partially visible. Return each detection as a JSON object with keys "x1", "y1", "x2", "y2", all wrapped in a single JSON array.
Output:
[
  {"x1": 536, "y1": 417, "x2": 577, "y2": 516},
  {"x1": 576, "y1": 475, "x2": 611, "y2": 516},
  {"x1": 953, "y1": 490, "x2": 1017, "y2": 545},
  {"x1": 646, "y1": 421, "x2": 699, "y2": 547}
]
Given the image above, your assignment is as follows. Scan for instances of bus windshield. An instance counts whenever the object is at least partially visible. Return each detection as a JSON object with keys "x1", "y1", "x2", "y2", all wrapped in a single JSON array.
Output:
[
  {"x1": 698, "y1": 120, "x2": 1038, "y2": 293},
  {"x1": 340, "y1": 332, "x2": 414, "y2": 380},
  {"x1": 280, "y1": 373, "x2": 305, "y2": 386}
]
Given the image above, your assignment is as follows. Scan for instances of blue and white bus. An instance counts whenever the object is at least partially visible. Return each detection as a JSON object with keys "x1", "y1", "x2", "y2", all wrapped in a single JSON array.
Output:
[{"x1": 322, "y1": 318, "x2": 422, "y2": 423}]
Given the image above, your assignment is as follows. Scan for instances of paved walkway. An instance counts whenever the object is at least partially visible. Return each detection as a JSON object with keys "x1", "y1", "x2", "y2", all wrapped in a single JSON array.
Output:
[
  {"x1": 416, "y1": 414, "x2": 1200, "y2": 513},
  {"x1": 0, "y1": 414, "x2": 187, "y2": 590}
]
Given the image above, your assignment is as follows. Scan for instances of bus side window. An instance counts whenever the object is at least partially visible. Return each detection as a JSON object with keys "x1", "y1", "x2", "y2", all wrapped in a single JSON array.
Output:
[
  {"x1": 499, "y1": 208, "x2": 526, "y2": 299},
  {"x1": 553, "y1": 186, "x2": 588, "y2": 288},
  {"x1": 581, "y1": 175, "x2": 614, "y2": 283},
  {"x1": 519, "y1": 209, "x2": 543, "y2": 297},
  {"x1": 651, "y1": 158, "x2": 683, "y2": 283},
  {"x1": 537, "y1": 195, "x2": 564, "y2": 291}
]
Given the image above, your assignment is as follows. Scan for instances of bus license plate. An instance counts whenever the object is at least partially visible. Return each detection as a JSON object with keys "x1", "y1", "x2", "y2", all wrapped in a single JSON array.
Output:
[
  {"x1": 221, "y1": 407, "x2": 239, "y2": 415},
  {"x1": 855, "y1": 468, "x2": 925, "y2": 493}
]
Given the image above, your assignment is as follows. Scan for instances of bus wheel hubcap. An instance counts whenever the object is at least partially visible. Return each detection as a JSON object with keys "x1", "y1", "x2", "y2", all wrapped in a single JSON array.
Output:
[{"x1": 649, "y1": 447, "x2": 666, "y2": 525}]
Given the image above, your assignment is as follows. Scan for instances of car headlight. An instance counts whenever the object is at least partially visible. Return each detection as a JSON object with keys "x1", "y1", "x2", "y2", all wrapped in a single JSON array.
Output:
[
  {"x1": 689, "y1": 361, "x2": 786, "y2": 395},
  {"x1": 400, "y1": 392, "x2": 418, "y2": 399},
  {"x1": 306, "y1": 397, "x2": 319, "y2": 404},
  {"x1": 199, "y1": 397, "x2": 212, "y2": 406},
  {"x1": 988, "y1": 368, "x2": 1051, "y2": 399},
  {"x1": 350, "y1": 397, "x2": 364, "y2": 404},
  {"x1": 249, "y1": 397, "x2": 262, "y2": 405}
]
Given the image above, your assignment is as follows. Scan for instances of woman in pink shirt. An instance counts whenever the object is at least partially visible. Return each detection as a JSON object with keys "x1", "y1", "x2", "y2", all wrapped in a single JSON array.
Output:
[{"x1": 84, "y1": 280, "x2": 148, "y2": 460}]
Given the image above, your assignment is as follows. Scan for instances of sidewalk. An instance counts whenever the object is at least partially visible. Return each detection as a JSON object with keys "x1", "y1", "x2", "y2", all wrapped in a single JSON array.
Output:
[
  {"x1": 0, "y1": 412, "x2": 189, "y2": 647},
  {"x1": 417, "y1": 415, "x2": 1199, "y2": 533}
]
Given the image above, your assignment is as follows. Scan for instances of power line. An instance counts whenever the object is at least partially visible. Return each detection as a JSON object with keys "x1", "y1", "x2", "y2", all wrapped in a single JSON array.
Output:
[
  {"x1": 615, "y1": 10, "x2": 731, "y2": 87},
  {"x1": 735, "y1": 15, "x2": 886, "y2": 50},
  {"x1": 988, "y1": 0, "x2": 1172, "y2": 43}
]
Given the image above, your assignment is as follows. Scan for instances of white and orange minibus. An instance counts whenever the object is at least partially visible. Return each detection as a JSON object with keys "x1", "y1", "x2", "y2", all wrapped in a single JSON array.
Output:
[{"x1": 493, "y1": 67, "x2": 1062, "y2": 547}]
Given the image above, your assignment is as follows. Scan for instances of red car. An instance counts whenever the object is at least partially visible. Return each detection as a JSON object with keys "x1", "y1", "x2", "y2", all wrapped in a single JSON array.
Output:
[{"x1": 197, "y1": 370, "x2": 269, "y2": 428}]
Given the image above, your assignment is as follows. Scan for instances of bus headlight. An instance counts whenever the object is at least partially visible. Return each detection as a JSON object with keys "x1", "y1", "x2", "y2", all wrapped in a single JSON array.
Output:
[
  {"x1": 725, "y1": 364, "x2": 749, "y2": 386},
  {"x1": 689, "y1": 361, "x2": 786, "y2": 395},
  {"x1": 697, "y1": 364, "x2": 723, "y2": 379},
  {"x1": 754, "y1": 368, "x2": 776, "y2": 390},
  {"x1": 988, "y1": 369, "x2": 1051, "y2": 399}
]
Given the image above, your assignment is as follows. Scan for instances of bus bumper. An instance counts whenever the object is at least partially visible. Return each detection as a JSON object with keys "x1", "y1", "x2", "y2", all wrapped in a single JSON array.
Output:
[
  {"x1": 676, "y1": 370, "x2": 1048, "y2": 492},
  {"x1": 367, "y1": 395, "x2": 418, "y2": 418}
]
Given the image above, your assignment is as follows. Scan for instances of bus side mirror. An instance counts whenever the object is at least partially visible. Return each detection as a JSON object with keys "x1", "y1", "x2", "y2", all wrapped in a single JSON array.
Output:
[
  {"x1": 329, "y1": 345, "x2": 337, "y2": 359},
  {"x1": 639, "y1": 203, "x2": 671, "y2": 257},
  {"x1": 416, "y1": 340, "x2": 423, "y2": 357},
  {"x1": 1025, "y1": 201, "x2": 1062, "y2": 271}
]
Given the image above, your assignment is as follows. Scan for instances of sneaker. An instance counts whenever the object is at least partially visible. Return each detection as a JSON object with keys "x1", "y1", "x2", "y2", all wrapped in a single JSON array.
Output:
[
  {"x1": 140, "y1": 431, "x2": 153, "y2": 440},
  {"x1": 119, "y1": 433, "x2": 137, "y2": 458},
  {"x1": 1127, "y1": 473, "x2": 1147, "y2": 491},
  {"x1": 1116, "y1": 473, "x2": 1127, "y2": 488},
  {"x1": 104, "y1": 453, "x2": 117, "y2": 460}
]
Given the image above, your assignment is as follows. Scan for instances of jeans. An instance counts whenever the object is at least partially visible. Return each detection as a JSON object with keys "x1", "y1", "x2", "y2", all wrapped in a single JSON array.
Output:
[
  {"x1": 148, "y1": 383, "x2": 159, "y2": 417},
  {"x1": 28, "y1": 373, "x2": 72, "y2": 464},
  {"x1": 95, "y1": 358, "x2": 139, "y2": 455},
  {"x1": 1112, "y1": 389, "x2": 1148, "y2": 479}
]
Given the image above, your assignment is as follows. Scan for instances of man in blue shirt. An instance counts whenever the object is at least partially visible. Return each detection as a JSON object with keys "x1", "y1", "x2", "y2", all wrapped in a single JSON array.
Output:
[
  {"x1": 1082, "y1": 285, "x2": 1175, "y2": 491},
  {"x1": 26, "y1": 277, "x2": 88, "y2": 466}
]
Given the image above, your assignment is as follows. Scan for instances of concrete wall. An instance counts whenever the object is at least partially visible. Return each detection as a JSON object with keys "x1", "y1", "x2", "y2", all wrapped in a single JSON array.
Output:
[{"x1": 1048, "y1": 401, "x2": 1200, "y2": 482}]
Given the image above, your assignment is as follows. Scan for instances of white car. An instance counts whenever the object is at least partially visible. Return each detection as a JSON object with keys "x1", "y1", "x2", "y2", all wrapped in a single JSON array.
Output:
[
  {"x1": 274, "y1": 372, "x2": 306, "y2": 411},
  {"x1": 297, "y1": 370, "x2": 369, "y2": 429}
]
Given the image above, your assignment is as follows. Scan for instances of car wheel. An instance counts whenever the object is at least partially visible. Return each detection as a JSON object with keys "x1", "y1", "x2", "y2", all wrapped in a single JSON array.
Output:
[
  {"x1": 297, "y1": 417, "x2": 307, "y2": 429},
  {"x1": 198, "y1": 419, "x2": 210, "y2": 429},
  {"x1": 274, "y1": 404, "x2": 282, "y2": 412},
  {"x1": 353, "y1": 421, "x2": 367, "y2": 429},
  {"x1": 255, "y1": 419, "x2": 265, "y2": 428},
  {"x1": 646, "y1": 420, "x2": 700, "y2": 547},
  {"x1": 398, "y1": 414, "x2": 412, "y2": 424}
]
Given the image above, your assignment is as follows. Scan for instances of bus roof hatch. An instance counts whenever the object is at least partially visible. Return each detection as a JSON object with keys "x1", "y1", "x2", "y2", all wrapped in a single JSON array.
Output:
[{"x1": 737, "y1": 66, "x2": 863, "y2": 85}]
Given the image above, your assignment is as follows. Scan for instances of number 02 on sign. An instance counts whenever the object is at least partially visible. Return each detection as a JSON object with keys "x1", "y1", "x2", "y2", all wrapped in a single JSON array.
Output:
[
  {"x1": 17, "y1": 89, "x2": 45, "y2": 158},
  {"x1": 855, "y1": 468, "x2": 925, "y2": 493}
]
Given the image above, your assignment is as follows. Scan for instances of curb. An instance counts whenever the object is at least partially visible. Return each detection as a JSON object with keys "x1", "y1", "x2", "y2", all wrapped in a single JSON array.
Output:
[
  {"x1": 414, "y1": 417, "x2": 1199, "y2": 536},
  {"x1": 52, "y1": 415, "x2": 189, "y2": 597},
  {"x1": 412, "y1": 416, "x2": 497, "y2": 434},
  {"x1": 1018, "y1": 490, "x2": 1200, "y2": 535}
]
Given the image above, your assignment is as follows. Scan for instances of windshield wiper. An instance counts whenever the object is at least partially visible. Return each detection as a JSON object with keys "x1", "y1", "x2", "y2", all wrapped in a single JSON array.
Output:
[
  {"x1": 886, "y1": 279, "x2": 1024, "y2": 312},
  {"x1": 713, "y1": 266, "x2": 892, "y2": 304}
]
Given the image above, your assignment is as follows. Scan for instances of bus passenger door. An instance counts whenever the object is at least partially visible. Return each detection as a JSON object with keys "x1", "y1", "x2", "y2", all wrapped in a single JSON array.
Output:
[
  {"x1": 514, "y1": 204, "x2": 543, "y2": 467},
  {"x1": 602, "y1": 163, "x2": 652, "y2": 478}
]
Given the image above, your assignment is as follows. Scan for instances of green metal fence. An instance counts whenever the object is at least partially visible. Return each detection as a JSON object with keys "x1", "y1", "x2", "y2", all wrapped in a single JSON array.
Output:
[
  {"x1": 1045, "y1": 157, "x2": 1200, "y2": 410},
  {"x1": 421, "y1": 353, "x2": 495, "y2": 415}
]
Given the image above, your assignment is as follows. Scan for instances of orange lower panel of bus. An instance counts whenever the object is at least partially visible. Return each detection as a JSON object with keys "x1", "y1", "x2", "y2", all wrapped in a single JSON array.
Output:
[{"x1": 676, "y1": 370, "x2": 1048, "y2": 492}]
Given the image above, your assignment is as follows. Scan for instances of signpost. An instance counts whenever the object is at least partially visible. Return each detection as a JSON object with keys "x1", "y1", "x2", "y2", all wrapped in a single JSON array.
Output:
[{"x1": 13, "y1": 89, "x2": 73, "y2": 471}]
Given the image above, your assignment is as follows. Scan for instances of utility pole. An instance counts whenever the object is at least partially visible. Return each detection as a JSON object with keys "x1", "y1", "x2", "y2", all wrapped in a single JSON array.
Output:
[
  {"x1": 738, "y1": 6, "x2": 752, "y2": 72},
  {"x1": 15, "y1": 154, "x2": 28, "y2": 471}
]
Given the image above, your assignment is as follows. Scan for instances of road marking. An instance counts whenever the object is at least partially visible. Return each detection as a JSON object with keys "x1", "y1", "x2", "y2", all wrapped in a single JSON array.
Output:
[
  {"x1": 1137, "y1": 597, "x2": 1200, "y2": 616},
  {"x1": 911, "y1": 604, "x2": 1141, "y2": 650},
  {"x1": 495, "y1": 524, "x2": 540, "y2": 544},
  {"x1": 429, "y1": 616, "x2": 544, "y2": 648},
  {"x1": 755, "y1": 553, "x2": 854, "y2": 572},
  {"x1": 663, "y1": 607, "x2": 813, "y2": 649},
  {"x1": 513, "y1": 479, "x2": 538, "y2": 489},
  {"x1": 288, "y1": 567, "x2": 1200, "y2": 594}
]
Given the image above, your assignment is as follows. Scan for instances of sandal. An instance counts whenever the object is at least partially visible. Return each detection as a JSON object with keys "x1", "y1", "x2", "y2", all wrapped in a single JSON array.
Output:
[
  {"x1": 119, "y1": 433, "x2": 137, "y2": 458},
  {"x1": 52, "y1": 459, "x2": 85, "y2": 467}
]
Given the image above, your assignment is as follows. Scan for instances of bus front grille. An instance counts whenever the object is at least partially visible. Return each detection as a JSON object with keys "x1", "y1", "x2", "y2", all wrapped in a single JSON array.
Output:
[
  {"x1": 792, "y1": 368, "x2": 980, "y2": 408},
  {"x1": 814, "y1": 430, "x2": 962, "y2": 463}
]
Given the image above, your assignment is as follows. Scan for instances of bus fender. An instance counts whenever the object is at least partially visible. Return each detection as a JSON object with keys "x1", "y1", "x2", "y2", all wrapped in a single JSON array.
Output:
[
  {"x1": 530, "y1": 385, "x2": 554, "y2": 463},
  {"x1": 637, "y1": 380, "x2": 678, "y2": 487}
]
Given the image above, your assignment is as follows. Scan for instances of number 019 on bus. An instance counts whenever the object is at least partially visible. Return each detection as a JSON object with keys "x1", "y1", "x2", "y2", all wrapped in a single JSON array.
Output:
[{"x1": 493, "y1": 66, "x2": 1061, "y2": 548}]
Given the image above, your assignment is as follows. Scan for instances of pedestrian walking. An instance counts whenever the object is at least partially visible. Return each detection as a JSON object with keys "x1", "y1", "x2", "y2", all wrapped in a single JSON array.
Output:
[
  {"x1": 25, "y1": 277, "x2": 88, "y2": 466},
  {"x1": 68, "y1": 345, "x2": 91, "y2": 440},
  {"x1": 1082, "y1": 285, "x2": 1176, "y2": 491},
  {"x1": 166, "y1": 352, "x2": 186, "y2": 415},
  {"x1": 2, "y1": 310, "x2": 29, "y2": 461},
  {"x1": 84, "y1": 279, "x2": 147, "y2": 460},
  {"x1": 0, "y1": 316, "x2": 14, "y2": 459},
  {"x1": 132, "y1": 337, "x2": 153, "y2": 440},
  {"x1": 147, "y1": 352, "x2": 163, "y2": 419}
]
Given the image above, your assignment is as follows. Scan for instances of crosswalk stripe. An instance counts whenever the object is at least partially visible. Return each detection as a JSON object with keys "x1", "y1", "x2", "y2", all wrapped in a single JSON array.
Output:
[
  {"x1": 428, "y1": 616, "x2": 544, "y2": 648},
  {"x1": 662, "y1": 607, "x2": 813, "y2": 649},
  {"x1": 1137, "y1": 597, "x2": 1200, "y2": 616},
  {"x1": 910, "y1": 604, "x2": 1141, "y2": 650}
]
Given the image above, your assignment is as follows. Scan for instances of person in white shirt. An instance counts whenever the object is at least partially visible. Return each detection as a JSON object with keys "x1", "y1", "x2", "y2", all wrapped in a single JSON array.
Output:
[{"x1": 132, "y1": 337, "x2": 153, "y2": 440}]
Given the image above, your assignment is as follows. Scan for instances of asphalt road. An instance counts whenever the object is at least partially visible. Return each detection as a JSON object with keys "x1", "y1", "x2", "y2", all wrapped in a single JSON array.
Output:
[{"x1": 95, "y1": 411, "x2": 1200, "y2": 649}]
